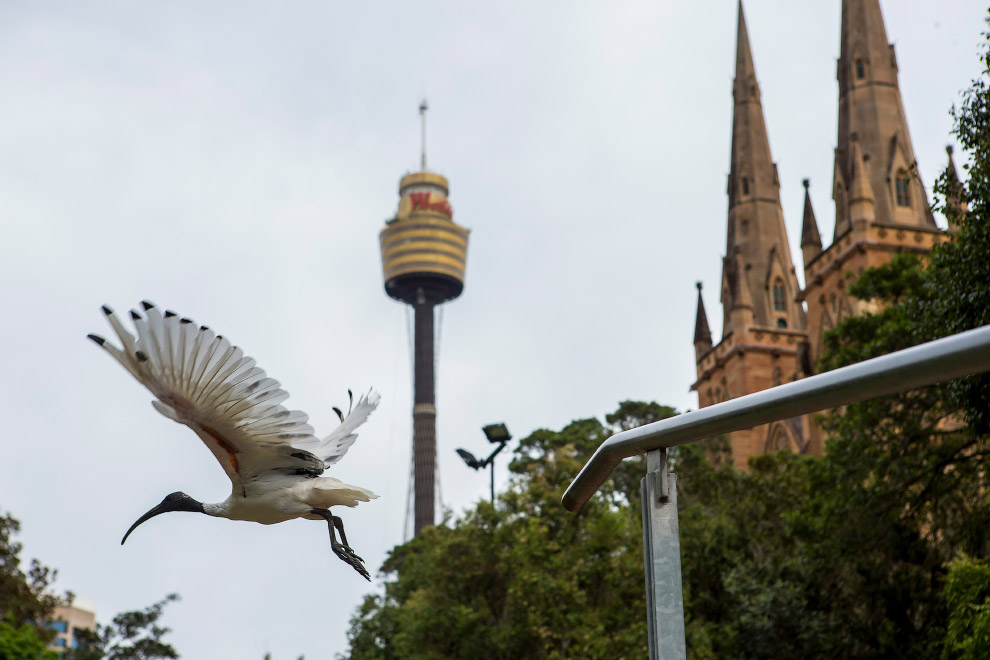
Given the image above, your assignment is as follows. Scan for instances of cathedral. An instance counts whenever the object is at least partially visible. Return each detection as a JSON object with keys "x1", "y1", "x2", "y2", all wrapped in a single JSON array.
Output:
[{"x1": 691, "y1": 0, "x2": 961, "y2": 467}]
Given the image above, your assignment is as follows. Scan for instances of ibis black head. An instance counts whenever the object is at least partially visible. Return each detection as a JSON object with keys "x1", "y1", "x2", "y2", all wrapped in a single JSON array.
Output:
[{"x1": 121, "y1": 491, "x2": 205, "y2": 545}]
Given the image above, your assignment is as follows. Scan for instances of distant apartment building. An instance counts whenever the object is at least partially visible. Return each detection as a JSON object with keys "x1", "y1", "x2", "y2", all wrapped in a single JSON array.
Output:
[{"x1": 49, "y1": 599, "x2": 96, "y2": 653}]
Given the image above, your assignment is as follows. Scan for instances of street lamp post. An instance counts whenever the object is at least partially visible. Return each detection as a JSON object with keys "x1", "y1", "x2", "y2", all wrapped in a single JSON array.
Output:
[{"x1": 456, "y1": 423, "x2": 512, "y2": 503}]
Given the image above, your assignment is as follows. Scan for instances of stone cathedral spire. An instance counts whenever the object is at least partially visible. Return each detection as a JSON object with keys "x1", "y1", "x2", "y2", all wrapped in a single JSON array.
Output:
[
  {"x1": 944, "y1": 145, "x2": 966, "y2": 232},
  {"x1": 833, "y1": 0, "x2": 937, "y2": 237},
  {"x1": 800, "y1": 179, "x2": 823, "y2": 267},
  {"x1": 801, "y1": 0, "x2": 947, "y2": 367},
  {"x1": 692, "y1": 2, "x2": 814, "y2": 468},
  {"x1": 693, "y1": 282, "x2": 712, "y2": 360},
  {"x1": 721, "y1": 0, "x2": 804, "y2": 334}
]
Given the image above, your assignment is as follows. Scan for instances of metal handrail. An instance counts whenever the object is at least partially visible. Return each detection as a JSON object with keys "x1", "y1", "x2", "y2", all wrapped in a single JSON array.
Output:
[{"x1": 562, "y1": 324, "x2": 990, "y2": 513}]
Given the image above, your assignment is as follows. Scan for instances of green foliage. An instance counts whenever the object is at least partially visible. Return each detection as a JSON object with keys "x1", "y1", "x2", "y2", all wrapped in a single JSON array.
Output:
[
  {"x1": 927, "y1": 23, "x2": 990, "y2": 436},
  {"x1": 69, "y1": 595, "x2": 180, "y2": 660},
  {"x1": 0, "y1": 511, "x2": 68, "y2": 643},
  {"x1": 0, "y1": 615, "x2": 59, "y2": 660},
  {"x1": 341, "y1": 403, "x2": 677, "y2": 660},
  {"x1": 943, "y1": 555, "x2": 990, "y2": 660}
]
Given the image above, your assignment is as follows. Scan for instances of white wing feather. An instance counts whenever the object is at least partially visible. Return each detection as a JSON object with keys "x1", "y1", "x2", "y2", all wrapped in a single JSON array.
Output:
[
  {"x1": 88, "y1": 302, "x2": 377, "y2": 496},
  {"x1": 294, "y1": 390, "x2": 381, "y2": 467}
]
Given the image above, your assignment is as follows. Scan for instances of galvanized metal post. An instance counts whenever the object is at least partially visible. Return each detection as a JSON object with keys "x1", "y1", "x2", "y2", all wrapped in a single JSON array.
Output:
[{"x1": 641, "y1": 448, "x2": 686, "y2": 660}]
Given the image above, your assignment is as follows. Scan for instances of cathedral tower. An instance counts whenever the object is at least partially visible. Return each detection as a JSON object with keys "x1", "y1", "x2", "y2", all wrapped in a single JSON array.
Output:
[
  {"x1": 800, "y1": 0, "x2": 947, "y2": 364},
  {"x1": 692, "y1": 2, "x2": 815, "y2": 466},
  {"x1": 693, "y1": 0, "x2": 949, "y2": 468}
]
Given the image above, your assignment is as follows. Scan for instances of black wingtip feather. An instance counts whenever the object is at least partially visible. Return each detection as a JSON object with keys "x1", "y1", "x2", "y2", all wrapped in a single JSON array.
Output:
[
  {"x1": 141, "y1": 300, "x2": 155, "y2": 310},
  {"x1": 87, "y1": 334, "x2": 106, "y2": 346},
  {"x1": 135, "y1": 351, "x2": 149, "y2": 362},
  {"x1": 102, "y1": 305, "x2": 113, "y2": 316},
  {"x1": 200, "y1": 325, "x2": 210, "y2": 331},
  {"x1": 164, "y1": 310, "x2": 177, "y2": 318},
  {"x1": 130, "y1": 310, "x2": 142, "y2": 320},
  {"x1": 180, "y1": 317, "x2": 193, "y2": 324},
  {"x1": 333, "y1": 407, "x2": 344, "y2": 422}
]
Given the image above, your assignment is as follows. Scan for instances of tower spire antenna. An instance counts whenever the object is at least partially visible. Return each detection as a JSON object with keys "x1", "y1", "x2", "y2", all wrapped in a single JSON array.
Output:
[{"x1": 419, "y1": 99, "x2": 429, "y2": 171}]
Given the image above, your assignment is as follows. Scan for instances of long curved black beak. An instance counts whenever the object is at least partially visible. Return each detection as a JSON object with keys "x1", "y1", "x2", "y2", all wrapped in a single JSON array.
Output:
[
  {"x1": 121, "y1": 503, "x2": 169, "y2": 545},
  {"x1": 121, "y1": 492, "x2": 204, "y2": 545}
]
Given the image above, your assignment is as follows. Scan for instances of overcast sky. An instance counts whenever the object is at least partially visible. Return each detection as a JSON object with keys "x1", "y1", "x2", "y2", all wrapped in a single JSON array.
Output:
[{"x1": 1, "y1": 1, "x2": 985, "y2": 658}]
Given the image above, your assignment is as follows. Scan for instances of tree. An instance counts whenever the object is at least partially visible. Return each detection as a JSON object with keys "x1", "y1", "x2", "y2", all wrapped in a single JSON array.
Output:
[
  {"x1": 0, "y1": 511, "x2": 68, "y2": 640},
  {"x1": 943, "y1": 554, "x2": 990, "y2": 660},
  {"x1": 341, "y1": 403, "x2": 678, "y2": 660},
  {"x1": 69, "y1": 595, "x2": 180, "y2": 660},
  {"x1": 0, "y1": 616, "x2": 59, "y2": 660}
]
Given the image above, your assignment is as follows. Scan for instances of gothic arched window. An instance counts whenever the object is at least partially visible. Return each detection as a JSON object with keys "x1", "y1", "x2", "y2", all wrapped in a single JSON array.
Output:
[
  {"x1": 855, "y1": 60, "x2": 865, "y2": 79},
  {"x1": 772, "y1": 279, "x2": 787, "y2": 312},
  {"x1": 895, "y1": 172, "x2": 911, "y2": 207},
  {"x1": 742, "y1": 177, "x2": 750, "y2": 195},
  {"x1": 777, "y1": 318, "x2": 788, "y2": 329}
]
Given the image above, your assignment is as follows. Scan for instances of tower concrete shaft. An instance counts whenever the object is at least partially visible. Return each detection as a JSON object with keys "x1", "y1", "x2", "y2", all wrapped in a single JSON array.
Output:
[{"x1": 412, "y1": 300, "x2": 437, "y2": 535}]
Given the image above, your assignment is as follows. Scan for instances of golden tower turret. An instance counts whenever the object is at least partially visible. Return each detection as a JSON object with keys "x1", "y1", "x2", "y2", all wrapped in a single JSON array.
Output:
[
  {"x1": 380, "y1": 102, "x2": 469, "y2": 536},
  {"x1": 380, "y1": 170, "x2": 469, "y2": 305}
]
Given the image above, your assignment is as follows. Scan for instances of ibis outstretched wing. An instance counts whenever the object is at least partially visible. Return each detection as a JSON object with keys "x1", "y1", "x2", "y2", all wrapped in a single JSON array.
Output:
[
  {"x1": 293, "y1": 389, "x2": 382, "y2": 467},
  {"x1": 88, "y1": 302, "x2": 372, "y2": 494}
]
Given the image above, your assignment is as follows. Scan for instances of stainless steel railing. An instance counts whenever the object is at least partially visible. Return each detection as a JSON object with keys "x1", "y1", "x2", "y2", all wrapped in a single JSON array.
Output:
[{"x1": 561, "y1": 324, "x2": 990, "y2": 660}]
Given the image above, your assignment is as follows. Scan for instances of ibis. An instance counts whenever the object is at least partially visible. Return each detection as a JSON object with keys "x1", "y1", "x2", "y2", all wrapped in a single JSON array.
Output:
[{"x1": 88, "y1": 301, "x2": 380, "y2": 580}]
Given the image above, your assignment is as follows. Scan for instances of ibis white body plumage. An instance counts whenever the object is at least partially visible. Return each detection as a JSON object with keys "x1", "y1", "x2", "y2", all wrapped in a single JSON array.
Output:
[{"x1": 89, "y1": 301, "x2": 379, "y2": 579}]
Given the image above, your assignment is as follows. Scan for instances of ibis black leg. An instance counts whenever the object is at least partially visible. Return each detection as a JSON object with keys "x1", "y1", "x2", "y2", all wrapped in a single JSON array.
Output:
[
  {"x1": 312, "y1": 509, "x2": 369, "y2": 581},
  {"x1": 331, "y1": 515, "x2": 363, "y2": 562}
]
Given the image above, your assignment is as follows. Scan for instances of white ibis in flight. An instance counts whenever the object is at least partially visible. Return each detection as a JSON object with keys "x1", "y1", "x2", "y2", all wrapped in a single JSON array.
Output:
[{"x1": 88, "y1": 301, "x2": 380, "y2": 580}]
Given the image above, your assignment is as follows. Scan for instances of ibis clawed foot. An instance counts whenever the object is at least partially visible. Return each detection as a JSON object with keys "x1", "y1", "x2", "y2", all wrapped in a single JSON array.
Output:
[{"x1": 313, "y1": 509, "x2": 369, "y2": 581}]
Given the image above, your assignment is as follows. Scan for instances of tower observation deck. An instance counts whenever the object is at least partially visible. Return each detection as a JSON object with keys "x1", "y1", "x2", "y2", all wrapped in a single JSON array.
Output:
[{"x1": 380, "y1": 103, "x2": 469, "y2": 535}]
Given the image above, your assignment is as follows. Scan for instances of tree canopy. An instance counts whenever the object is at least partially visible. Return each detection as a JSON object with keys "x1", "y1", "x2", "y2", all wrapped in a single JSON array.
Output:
[{"x1": 343, "y1": 403, "x2": 677, "y2": 660}]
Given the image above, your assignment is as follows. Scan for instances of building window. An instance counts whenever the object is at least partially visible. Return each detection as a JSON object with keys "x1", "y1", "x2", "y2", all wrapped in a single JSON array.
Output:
[
  {"x1": 51, "y1": 621, "x2": 68, "y2": 634},
  {"x1": 777, "y1": 318, "x2": 787, "y2": 329},
  {"x1": 855, "y1": 59, "x2": 865, "y2": 79},
  {"x1": 742, "y1": 177, "x2": 750, "y2": 195},
  {"x1": 895, "y1": 174, "x2": 911, "y2": 207},
  {"x1": 56, "y1": 638, "x2": 67, "y2": 648},
  {"x1": 772, "y1": 279, "x2": 787, "y2": 312}
]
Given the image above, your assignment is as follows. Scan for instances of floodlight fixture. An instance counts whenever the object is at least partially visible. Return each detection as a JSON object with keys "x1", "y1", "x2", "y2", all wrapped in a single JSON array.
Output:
[
  {"x1": 482, "y1": 423, "x2": 511, "y2": 444},
  {"x1": 456, "y1": 448, "x2": 483, "y2": 470},
  {"x1": 457, "y1": 423, "x2": 513, "y2": 502}
]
